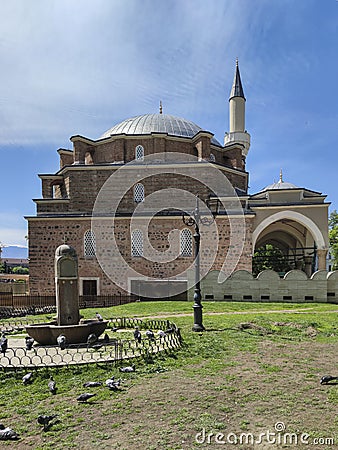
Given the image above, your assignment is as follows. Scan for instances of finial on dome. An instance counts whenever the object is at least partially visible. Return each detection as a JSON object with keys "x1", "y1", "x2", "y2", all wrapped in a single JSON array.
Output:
[
  {"x1": 236, "y1": 57, "x2": 239, "y2": 67},
  {"x1": 279, "y1": 169, "x2": 283, "y2": 182},
  {"x1": 159, "y1": 101, "x2": 163, "y2": 114}
]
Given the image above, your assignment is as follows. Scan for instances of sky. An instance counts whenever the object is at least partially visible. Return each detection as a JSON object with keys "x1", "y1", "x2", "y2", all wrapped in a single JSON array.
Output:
[{"x1": 0, "y1": 0, "x2": 337, "y2": 252}]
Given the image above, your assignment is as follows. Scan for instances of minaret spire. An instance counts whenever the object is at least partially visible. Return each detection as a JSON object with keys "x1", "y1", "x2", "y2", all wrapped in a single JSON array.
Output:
[
  {"x1": 229, "y1": 58, "x2": 245, "y2": 100},
  {"x1": 224, "y1": 59, "x2": 251, "y2": 159},
  {"x1": 159, "y1": 101, "x2": 163, "y2": 114}
]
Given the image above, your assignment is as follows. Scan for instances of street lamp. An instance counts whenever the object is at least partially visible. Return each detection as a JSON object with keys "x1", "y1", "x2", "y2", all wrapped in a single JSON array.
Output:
[{"x1": 182, "y1": 195, "x2": 219, "y2": 332}]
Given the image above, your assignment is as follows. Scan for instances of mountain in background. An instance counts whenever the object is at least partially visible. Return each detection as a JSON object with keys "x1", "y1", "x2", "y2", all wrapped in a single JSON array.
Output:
[{"x1": 1, "y1": 246, "x2": 28, "y2": 259}]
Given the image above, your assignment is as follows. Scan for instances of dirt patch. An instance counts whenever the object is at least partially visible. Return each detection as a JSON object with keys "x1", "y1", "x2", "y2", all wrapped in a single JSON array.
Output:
[{"x1": 62, "y1": 340, "x2": 337, "y2": 450}]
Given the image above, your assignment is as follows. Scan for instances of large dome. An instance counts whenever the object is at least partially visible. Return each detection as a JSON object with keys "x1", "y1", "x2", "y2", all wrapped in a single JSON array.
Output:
[{"x1": 100, "y1": 113, "x2": 222, "y2": 146}]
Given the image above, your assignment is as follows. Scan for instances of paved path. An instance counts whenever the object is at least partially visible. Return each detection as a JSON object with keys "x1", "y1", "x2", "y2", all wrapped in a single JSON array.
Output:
[{"x1": 139, "y1": 307, "x2": 338, "y2": 320}]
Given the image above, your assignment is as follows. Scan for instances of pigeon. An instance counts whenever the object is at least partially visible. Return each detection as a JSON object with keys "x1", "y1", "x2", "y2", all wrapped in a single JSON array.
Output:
[
  {"x1": 0, "y1": 333, "x2": 8, "y2": 355},
  {"x1": 145, "y1": 330, "x2": 155, "y2": 341},
  {"x1": 320, "y1": 375, "x2": 338, "y2": 385},
  {"x1": 95, "y1": 312, "x2": 103, "y2": 321},
  {"x1": 134, "y1": 327, "x2": 142, "y2": 344},
  {"x1": 48, "y1": 376, "x2": 57, "y2": 395},
  {"x1": 119, "y1": 364, "x2": 135, "y2": 373},
  {"x1": 0, "y1": 424, "x2": 19, "y2": 440},
  {"x1": 83, "y1": 381, "x2": 102, "y2": 388},
  {"x1": 103, "y1": 333, "x2": 110, "y2": 343},
  {"x1": 37, "y1": 414, "x2": 58, "y2": 431},
  {"x1": 106, "y1": 378, "x2": 121, "y2": 390},
  {"x1": 56, "y1": 334, "x2": 67, "y2": 350},
  {"x1": 77, "y1": 393, "x2": 96, "y2": 403},
  {"x1": 157, "y1": 330, "x2": 166, "y2": 337},
  {"x1": 22, "y1": 372, "x2": 33, "y2": 385},
  {"x1": 165, "y1": 327, "x2": 175, "y2": 334},
  {"x1": 87, "y1": 333, "x2": 97, "y2": 346},
  {"x1": 25, "y1": 336, "x2": 35, "y2": 350}
]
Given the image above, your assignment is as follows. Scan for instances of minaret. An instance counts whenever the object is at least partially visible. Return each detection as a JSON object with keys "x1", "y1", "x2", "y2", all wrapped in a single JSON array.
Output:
[{"x1": 224, "y1": 59, "x2": 251, "y2": 157}]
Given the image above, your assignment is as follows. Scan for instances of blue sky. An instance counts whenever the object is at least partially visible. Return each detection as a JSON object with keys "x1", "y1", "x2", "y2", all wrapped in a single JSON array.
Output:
[{"x1": 0, "y1": 0, "x2": 337, "y2": 250}]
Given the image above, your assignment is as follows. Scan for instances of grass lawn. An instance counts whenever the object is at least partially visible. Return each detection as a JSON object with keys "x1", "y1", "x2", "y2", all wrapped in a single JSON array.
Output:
[{"x1": 0, "y1": 301, "x2": 337, "y2": 449}]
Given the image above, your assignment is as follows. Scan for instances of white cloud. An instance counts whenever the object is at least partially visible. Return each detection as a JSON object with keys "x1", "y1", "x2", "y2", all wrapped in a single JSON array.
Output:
[
  {"x1": 0, "y1": 228, "x2": 27, "y2": 247},
  {"x1": 0, "y1": 212, "x2": 27, "y2": 246}
]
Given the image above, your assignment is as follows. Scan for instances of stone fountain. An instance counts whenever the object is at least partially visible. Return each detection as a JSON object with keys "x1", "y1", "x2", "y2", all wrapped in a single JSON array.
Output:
[{"x1": 26, "y1": 244, "x2": 108, "y2": 345}]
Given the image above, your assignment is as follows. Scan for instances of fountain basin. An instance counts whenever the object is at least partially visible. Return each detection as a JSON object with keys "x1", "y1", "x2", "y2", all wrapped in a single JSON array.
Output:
[{"x1": 25, "y1": 320, "x2": 109, "y2": 345}]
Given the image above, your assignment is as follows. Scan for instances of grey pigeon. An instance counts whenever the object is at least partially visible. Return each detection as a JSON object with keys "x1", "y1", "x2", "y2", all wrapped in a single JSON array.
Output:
[
  {"x1": 95, "y1": 312, "x2": 103, "y2": 321},
  {"x1": 22, "y1": 372, "x2": 33, "y2": 385},
  {"x1": 37, "y1": 414, "x2": 58, "y2": 431},
  {"x1": 106, "y1": 378, "x2": 121, "y2": 390},
  {"x1": 48, "y1": 376, "x2": 57, "y2": 395},
  {"x1": 77, "y1": 392, "x2": 96, "y2": 402},
  {"x1": 320, "y1": 375, "x2": 338, "y2": 385},
  {"x1": 119, "y1": 364, "x2": 135, "y2": 373},
  {"x1": 0, "y1": 424, "x2": 19, "y2": 440},
  {"x1": 0, "y1": 333, "x2": 7, "y2": 355},
  {"x1": 87, "y1": 333, "x2": 97, "y2": 346},
  {"x1": 145, "y1": 330, "x2": 155, "y2": 341},
  {"x1": 56, "y1": 334, "x2": 67, "y2": 350},
  {"x1": 83, "y1": 381, "x2": 102, "y2": 388},
  {"x1": 134, "y1": 328, "x2": 142, "y2": 343},
  {"x1": 25, "y1": 336, "x2": 35, "y2": 350},
  {"x1": 157, "y1": 330, "x2": 166, "y2": 337}
]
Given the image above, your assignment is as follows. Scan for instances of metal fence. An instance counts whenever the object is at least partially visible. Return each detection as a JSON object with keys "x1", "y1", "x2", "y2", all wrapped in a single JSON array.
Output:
[
  {"x1": 0, "y1": 294, "x2": 138, "y2": 318},
  {"x1": 0, "y1": 317, "x2": 181, "y2": 370}
]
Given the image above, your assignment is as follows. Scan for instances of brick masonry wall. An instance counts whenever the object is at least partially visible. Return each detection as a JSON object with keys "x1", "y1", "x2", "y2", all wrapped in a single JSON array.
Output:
[{"x1": 28, "y1": 215, "x2": 253, "y2": 295}]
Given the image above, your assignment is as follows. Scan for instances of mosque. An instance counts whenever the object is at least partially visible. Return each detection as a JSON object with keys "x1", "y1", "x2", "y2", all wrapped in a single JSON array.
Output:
[{"x1": 26, "y1": 62, "x2": 330, "y2": 299}]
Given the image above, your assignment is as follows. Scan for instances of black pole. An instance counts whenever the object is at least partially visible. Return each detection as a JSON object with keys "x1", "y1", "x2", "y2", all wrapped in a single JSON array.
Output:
[{"x1": 192, "y1": 198, "x2": 205, "y2": 332}]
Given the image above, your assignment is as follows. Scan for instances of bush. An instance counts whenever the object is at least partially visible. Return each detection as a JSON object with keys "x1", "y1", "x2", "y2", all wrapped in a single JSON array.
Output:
[{"x1": 12, "y1": 266, "x2": 29, "y2": 274}]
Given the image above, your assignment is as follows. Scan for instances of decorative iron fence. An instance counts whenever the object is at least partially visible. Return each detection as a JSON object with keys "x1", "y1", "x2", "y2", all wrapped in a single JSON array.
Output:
[{"x1": 0, "y1": 318, "x2": 181, "y2": 370}]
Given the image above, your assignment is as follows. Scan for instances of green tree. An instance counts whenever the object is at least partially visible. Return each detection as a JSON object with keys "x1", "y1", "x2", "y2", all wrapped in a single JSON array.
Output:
[
  {"x1": 12, "y1": 266, "x2": 29, "y2": 275},
  {"x1": 329, "y1": 210, "x2": 338, "y2": 270},
  {"x1": 0, "y1": 262, "x2": 4, "y2": 273},
  {"x1": 252, "y1": 244, "x2": 291, "y2": 276}
]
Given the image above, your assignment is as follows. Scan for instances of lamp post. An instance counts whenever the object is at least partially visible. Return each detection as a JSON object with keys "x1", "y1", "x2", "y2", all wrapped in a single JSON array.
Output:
[{"x1": 182, "y1": 195, "x2": 219, "y2": 332}]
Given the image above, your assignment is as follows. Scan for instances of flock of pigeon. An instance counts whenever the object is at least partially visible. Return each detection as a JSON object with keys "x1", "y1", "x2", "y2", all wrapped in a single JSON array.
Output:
[
  {"x1": 0, "y1": 322, "x2": 337, "y2": 441},
  {"x1": 0, "y1": 361, "x2": 136, "y2": 440}
]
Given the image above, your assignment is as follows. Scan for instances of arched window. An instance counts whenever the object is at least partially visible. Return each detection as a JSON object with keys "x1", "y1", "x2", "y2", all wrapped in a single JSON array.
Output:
[
  {"x1": 131, "y1": 229, "x2": 143, "y2": 257},
  {"x1": 209, "y1": 153, "x2": 216, "y2": 162},
  {"x1": 180, "y1": 229, "x2": 193, "y2": 257},
  {"x1": 84, "y1": 230, "x2": 96, "y2": 257},
  {"x1": 135, "y1": 145, "x2": 144, "y2": 161},
  {"x1": 134, "y1": 183, "x2": 145, "y2": 203}
]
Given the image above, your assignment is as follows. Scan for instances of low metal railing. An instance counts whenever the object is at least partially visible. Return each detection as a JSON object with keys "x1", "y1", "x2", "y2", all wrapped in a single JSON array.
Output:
[
  {"x1": 0, "y1": 318, "x2": 181, "y2": 370},
  {"x1": 0, "y1": 294, "x2": 138, "y2": 318}
]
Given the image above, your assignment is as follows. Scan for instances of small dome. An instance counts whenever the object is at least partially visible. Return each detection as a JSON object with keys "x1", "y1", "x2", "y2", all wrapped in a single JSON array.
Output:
[
  {"x1": 263, "y1": 180, "x2": 298, "y2": 191},
  {"x1": 262, "y1": 171, "x2": 298, "y2": 191},
  {"x1": 55, "y1": 244, "x2": 77, "y2": 258},
  {"x1": 100, "y1": 113, "x2": 222, "y2": 147}
]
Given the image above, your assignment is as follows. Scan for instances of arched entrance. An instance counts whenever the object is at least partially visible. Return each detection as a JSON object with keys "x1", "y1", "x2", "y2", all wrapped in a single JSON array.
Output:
[{"x1": 252, "y1": 211, "x2": 327, "y2": 276}]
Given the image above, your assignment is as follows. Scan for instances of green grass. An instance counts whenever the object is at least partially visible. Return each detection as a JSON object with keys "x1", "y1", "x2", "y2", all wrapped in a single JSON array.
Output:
[{"x1": 0, "y1": 301, "x2": 338, "y2": 448}]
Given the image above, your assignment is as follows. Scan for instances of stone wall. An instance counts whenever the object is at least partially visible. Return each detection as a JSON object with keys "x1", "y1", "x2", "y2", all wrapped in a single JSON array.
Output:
[
  {"x1": 197, "y1": 269, "x2": 338, "y2": 303},
  {"x1": 27, "y1": 215, "x2": 253, "y2": 295}
]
